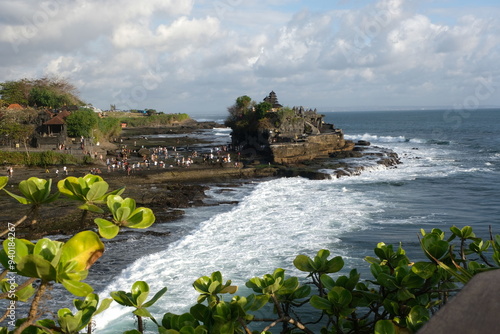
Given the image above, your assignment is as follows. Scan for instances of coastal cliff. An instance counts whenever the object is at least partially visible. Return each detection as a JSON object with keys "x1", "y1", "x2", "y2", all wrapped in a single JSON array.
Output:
[{"x1": 270, "y1": 132, "x2": 355, "y2": 164}]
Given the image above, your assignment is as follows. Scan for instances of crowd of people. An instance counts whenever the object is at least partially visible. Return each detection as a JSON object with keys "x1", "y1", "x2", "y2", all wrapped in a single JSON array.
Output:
[{"x1": 99, "y1": 144, "x2": 239, "y2": 176}]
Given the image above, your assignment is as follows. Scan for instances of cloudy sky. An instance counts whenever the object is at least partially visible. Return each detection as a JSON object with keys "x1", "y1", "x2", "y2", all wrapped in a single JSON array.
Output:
[{"x1": 1, "y1": 0, "x2": 499, "y2": 117}]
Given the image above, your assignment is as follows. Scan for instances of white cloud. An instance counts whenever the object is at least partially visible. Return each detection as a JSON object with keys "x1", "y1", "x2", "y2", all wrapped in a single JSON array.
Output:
[{"x1": 0, "y1": 0, "x2": 499, "y2": 114}]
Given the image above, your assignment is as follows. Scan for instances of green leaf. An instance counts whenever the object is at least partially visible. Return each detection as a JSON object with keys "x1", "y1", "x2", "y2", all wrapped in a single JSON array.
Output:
[
  {"x1": 122, "y1": 197, "x2": 137, "y2": 212},
  {"x1": 0, "y1": 176, "x2": 8, "y2": 189},
  {"x1": 246, "y1": 294, "x2": 269, "y2": 311},
  {"x1": 95, "y1": 298, "x2": 114, "y2": 316},
  {"x1": 85, "y1": 180, "x2": 109, "y2": 201},
  {"x1": 396, "y1": 287, "x2": 415, "y2": 301},
  {"x1": 374, "y1": 320, "x2": 397, "y2": 334},
  {"x1": 412, "y1": 262, "x2": 437, "y2": 279},
  {"x1": 58, "y1": 308, "x2": 83, "y2": 334},
  {"x1": 116, "y1": 207, "x2": 131, "y2": 223},
  {"x1": 190, "y1": 304, "x2": 209, "y2": 323},
  {"x1": 325, "y1": 256, "x2": 344, "y2": 273},
  {"x1": 320, "y1": 274, "x2": 336, "y2": 290},
  {"x1": 421, "y1": 234, "x2": 449, "y2": 261},
  {"x1": 401, "y1": 273, "x2": 425, "y2": 289},
  {"x1": 133, "y1": 308, "x2": 154, "y2": 319},
  {"x1": 60, "y1": 231, "x2": 104, "y2": 271},
  {"x1": 132, "y1": 281, "x2": 150, "y2": 307},
  {"x1": 293, "y1": 254, "x2": 315, "y2": 272},
  {"x1": 127, "y1": 207, "x2": 156, "y2": 229},
  {"x1": 17, "y1": 254, "x2": 57, "y2": 281},
  {"x1": 79, "y1": 203, "x2": 104, "y2": 213},
  {"x1": 0, "y1": 279, "x2": 36, "y2": 301},
  {"x1": 292, "y1": 285, "x2": 311, "y2": 299},
  {"x1": 1, "y1": 238, "x2": 33, "y2": 268},
  {"x1": 310, "y1": 295, "x2": 333, "y2": 310},
  {"x1": 111, "y1": 291, "x2": 135, "y2": 307},
  {"x1": 62, "y1": 280, "x2": 93, "y2": 297},
  {"x1": 450, "y1": 225, "x2": 462, "y2": 237},
  {"x1": 219, "y1": 285, "x2": 238, "y2": 295},
  {"x1": 364, "y1": 256, "x2": 381, "y2": 265},
  {"x1": 94, "y1": 218, "x2": 120, "y2": 239},
  {"x1": 461, "y1": 226, "x2": 474, "y2": 239},
  {"x1": 57, "y1": 177, "x2": 84, "y2": 201},
  {"x1": 74, "y1": 293, "x2": 99, "y2": 310},
  {"x1": 328, "y1": 286, "x2": 352, "y2": 307},
  {"x1": 3, "y1": 189, "x2": 30, "y2": 204},
  {"x1": 33, "y1": 238, "x2": 62, "y2": 263},
  {"x1": 407, "y1": 305, "x2": 430, "y2": 330},
  {"x1": 193, "y1": 276, "x2": 211, "y2": 294}
]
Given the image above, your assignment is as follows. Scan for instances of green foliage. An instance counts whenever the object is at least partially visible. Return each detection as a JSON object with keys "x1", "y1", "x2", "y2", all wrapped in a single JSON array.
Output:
[
  {"x1": 97, "y1": 117, "x2": 122, "y2": 140},
  {"x1": 94, "y1": 195, "x2": 156, "y2": 239},
  {"x1": 1, "y1": 174, "x2": 499, "y2": 334},
  {"x1": 0, "y1": 77, "x2": 83, "y2": 108},
  {"x1": 225, "y1": 95, "x2": 255, "y2": 128},
  {"x1": 254, "y1": 102, "x2": 272, "y2": 119},
  {"x1": 193, "y1": 271, "x2": 238, "y2": 307},
  {"x1": 29, "y1": 86, "x2": 72, "y2": 109},
  {"x1": 0, "y1": 176, "x2": 8, "y2": 190},
  {"x1": 3, "y1": 177, "x2": 59, "y2": 206},
  {"x1": 160, "y1": 312, "x2": 207, "y2": 334},
  {"x1": 111, "y1": 281, "x2": 167, "y2": 331},
  {"x1": 57, "y1": 174, "x2": 125, "y2": 213},
  {"x1": 0, "y1": 80, "x2": 30, "y2": 106},
  {"x1": 0, "y1": 150, "x2": 84, "y2": 167},
  {"x1": 0, "y1": 279, "x2": 36, "y2": 302},
  {"x1": 236, "y1": 96, "x2": 252, "y2": 109},
  {"x1": 0, "y1": 231, "x2": 104, "y2": 296},
  {"x1": 65, "y1": 108, "x2": 99, "y2": 138}
]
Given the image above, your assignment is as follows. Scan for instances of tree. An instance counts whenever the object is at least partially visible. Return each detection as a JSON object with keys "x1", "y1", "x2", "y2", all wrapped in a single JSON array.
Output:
[
  {"x1": 0, "y1": 79, "x2": 31, "y2": 106},
  {"x1": 0, "y1": 108, "x2": 38, "y2": 147},
  {"x1": 146, "y1": 109, "x2": 157, "y2": 116},
  {"x1": 0, "y1": 77, "x2": 83, "y2": 109},
  {"x1": 255, "y1": 101, "x2": 272, "y2": 119},
  {"x1": 225, "y1": 95, "x2": 254, "y2": 128},
  {"x1": 65, "y1": 108, "x2": 99, "y2": 138}
]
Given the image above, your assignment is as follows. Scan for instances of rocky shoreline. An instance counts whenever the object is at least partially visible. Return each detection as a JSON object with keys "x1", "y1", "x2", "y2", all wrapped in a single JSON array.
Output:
[{"x1": 0, "y1": 124, "x2": 400, "y2": 240}]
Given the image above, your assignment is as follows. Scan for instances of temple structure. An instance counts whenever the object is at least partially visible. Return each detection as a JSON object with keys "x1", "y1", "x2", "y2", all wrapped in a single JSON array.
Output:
[
  {"x1": 263, "y1": 91, "x2": 283, "y2": 109},
  {"x1": 230, "y1": 91, "x2": 354, "y2": 164}
]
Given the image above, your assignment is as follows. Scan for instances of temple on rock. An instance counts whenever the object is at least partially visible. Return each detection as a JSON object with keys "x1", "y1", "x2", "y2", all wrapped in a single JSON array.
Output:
[
  {"x1": 263, "y1": 91, "x2": 283, "y2": 109},
  {"x1": 230, "y1": 91, "x2": 354, "y2": 164}
]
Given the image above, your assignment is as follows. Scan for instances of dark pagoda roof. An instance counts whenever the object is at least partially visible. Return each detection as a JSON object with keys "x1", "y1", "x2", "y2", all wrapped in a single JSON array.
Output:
[{"x1": 263, "y1": 91, "x2": 283, "y2": 109}]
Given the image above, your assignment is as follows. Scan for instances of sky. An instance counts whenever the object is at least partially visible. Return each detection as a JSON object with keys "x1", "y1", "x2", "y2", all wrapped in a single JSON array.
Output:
[{"x1": 1, "y1": 0, "x2": 499, "y2": 117}]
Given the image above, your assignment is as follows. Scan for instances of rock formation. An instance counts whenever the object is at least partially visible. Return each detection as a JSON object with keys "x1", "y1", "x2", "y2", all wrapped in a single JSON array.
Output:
[{"x1": 229, "y1": 92, "x2": 354, "y2": 164}]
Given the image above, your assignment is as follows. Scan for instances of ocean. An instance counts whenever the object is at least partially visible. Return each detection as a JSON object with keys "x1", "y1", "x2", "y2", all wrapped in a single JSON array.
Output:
[{"x1": 92, "y1": 109, "x2": 500, "y2": 332}]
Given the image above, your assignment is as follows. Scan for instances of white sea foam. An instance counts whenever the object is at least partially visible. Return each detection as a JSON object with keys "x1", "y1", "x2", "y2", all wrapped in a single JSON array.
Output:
[
  {"x1": 345, "y1": 133, "x2": 408, "y2": 143},
  {"x1": 94, "y1": 176, "x2": 387, "y2": 332}
]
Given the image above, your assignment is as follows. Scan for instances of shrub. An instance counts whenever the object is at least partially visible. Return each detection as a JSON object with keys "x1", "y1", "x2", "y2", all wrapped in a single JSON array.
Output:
[{"x1": 0, "y1": 175, "x2": 498, "y2": 334}]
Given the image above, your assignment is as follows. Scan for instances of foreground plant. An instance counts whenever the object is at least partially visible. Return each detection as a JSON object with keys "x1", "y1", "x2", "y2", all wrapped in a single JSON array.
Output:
[
  {"x1": 0, "y1": 175, "x2": 498, "y2": 334},
  {"x1": 0, "y1": 177, "x2": 59, "y2": 237}
]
